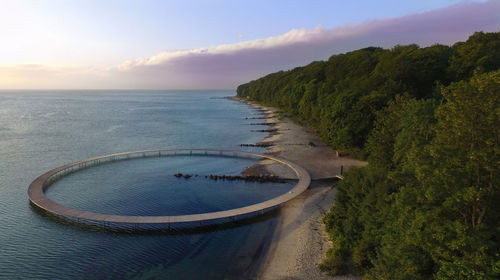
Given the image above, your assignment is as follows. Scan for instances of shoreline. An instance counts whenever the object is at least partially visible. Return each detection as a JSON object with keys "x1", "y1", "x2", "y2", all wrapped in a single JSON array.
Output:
[{"x1": 234, "y1": 97, "x2": 365, "y2": 279}]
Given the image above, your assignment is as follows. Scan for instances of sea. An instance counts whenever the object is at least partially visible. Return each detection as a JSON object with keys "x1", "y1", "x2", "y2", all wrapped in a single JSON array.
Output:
[{"x1": 0, "y1": 90, "x2": 292, "y2": 279}]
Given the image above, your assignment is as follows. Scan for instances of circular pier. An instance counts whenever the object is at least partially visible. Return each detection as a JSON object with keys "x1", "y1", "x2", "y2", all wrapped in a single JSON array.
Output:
[{"x1": 28, "y1": 148, "x2": 311, "y2": 229}]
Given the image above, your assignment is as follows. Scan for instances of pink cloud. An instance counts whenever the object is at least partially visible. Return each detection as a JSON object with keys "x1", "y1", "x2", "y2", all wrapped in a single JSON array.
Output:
[
  {"x1": 108, "y1": 0, "x2": 500, "y2": 89},
  {"x1": 1, "y1": 0, "x2": 499, "y2": 89}
]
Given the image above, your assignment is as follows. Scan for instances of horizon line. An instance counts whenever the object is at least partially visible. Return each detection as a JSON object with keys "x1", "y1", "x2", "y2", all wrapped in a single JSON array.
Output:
[{"x1": 0, "y1": 88, "x2": 236, "y2": 91}]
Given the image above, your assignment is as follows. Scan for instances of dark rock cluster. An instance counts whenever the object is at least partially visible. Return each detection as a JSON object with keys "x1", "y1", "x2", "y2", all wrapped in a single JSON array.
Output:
[
  {"x1": 173, "y1": 173, "x2": 286, "y2": 183},
  {"x1": 240, "y1": 143, "x2": 272, "y2": 147},
  {"x1": 174, "y1": 173, "x2": 193, "y2": 179},
  {"x1": 205, "y1": 174, "x2": 286, "y2": 183}
]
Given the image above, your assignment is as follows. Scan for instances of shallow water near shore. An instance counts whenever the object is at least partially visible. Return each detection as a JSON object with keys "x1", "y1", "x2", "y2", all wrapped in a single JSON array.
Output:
[{"x1": 0, "y1": 90, "x2": 284, "y2": 279}]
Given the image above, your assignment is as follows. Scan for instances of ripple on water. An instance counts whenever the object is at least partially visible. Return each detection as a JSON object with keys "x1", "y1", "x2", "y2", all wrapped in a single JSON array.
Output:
[
  {"x1": 0, "y1": 90, "x2": 279, "y2": 279},
  {"x1": 44, "y1": 155, "x2": 294, "y2": 217}
]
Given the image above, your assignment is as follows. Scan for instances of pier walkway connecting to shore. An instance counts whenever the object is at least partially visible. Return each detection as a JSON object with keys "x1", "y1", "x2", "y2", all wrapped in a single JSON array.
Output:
[{"x1": 28, "y1": 148, "x2": 311, "y2": 229}]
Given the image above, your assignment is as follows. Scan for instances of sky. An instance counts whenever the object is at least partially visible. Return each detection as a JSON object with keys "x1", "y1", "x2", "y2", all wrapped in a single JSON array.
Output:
[{"x1": 0, "y1": 0, "x2": 498, "y2": 89}]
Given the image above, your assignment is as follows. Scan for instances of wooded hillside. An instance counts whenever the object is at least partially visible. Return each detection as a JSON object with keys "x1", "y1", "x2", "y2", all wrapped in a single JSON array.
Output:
[{"x1": 237, "y1": 31, "x2": 500, "y2": 279}]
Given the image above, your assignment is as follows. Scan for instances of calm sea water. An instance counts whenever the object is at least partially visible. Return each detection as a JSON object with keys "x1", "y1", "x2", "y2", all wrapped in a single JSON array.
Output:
[{"x1": 0, "y1": 90, "x2": 290, "y2": 279}]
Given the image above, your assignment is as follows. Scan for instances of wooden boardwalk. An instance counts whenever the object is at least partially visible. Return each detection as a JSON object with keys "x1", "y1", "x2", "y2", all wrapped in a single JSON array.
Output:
[{"x1": 28, "y1": 148, "x2": 311, "y2": 229}]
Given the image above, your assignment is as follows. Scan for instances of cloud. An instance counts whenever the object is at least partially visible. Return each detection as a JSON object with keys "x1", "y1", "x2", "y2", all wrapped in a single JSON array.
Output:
[
  {"x1": 1, "y1": 0, "x2": 499, "y2": 90},
  {"x1": 0, "y1": 64, "x2": 109, "y2": 89}
]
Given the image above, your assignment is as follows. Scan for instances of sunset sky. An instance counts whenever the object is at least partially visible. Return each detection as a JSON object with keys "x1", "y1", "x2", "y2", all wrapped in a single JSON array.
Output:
[{"x1": 0, "y1": 0, "x2": 498, "y2": 89}]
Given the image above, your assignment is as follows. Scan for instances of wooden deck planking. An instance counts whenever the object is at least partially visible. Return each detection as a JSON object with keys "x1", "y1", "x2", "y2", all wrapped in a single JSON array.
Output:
[{"x1": 28, "y1": 148, "x2": 311, "y2": 229}]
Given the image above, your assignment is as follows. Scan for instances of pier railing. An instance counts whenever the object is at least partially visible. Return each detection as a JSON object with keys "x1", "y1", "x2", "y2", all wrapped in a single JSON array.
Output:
[{"x1": 28, "y1": 148, "x2": 311, "y2": 230}]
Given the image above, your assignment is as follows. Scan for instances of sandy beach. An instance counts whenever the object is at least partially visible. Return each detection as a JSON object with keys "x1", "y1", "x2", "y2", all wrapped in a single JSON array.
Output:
[{"x1": 237, "y1": 98, "x2": 366, "y2": 279}]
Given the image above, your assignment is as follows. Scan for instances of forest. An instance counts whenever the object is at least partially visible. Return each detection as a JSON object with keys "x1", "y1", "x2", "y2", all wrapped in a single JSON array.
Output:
[{"x1": 237, "y1": 31, "x2": 499, "y2": 279}]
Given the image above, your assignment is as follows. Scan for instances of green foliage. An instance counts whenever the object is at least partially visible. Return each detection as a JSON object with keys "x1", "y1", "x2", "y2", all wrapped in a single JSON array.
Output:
[
  {"x1": 237, "y1": 32, "x2": 500, "y2": 156},
  {"x1": 237, "y1": 31, "x2": 500, "y2": 279},
  {"x1": 449, "y1": 32, "x2": 500, "y2": 80},
  {"x1": 323, "y1": 70, "x2": 500, "y2": 279}
]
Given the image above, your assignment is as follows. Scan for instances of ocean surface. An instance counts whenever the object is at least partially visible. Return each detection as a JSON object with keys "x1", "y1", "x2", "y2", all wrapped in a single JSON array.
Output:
[{"x1": 0, "y1": 90, "x2": 292, "y2": 279}]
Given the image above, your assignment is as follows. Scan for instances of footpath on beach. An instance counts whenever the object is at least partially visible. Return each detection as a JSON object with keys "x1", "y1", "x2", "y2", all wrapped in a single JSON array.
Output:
[{"x1": 237, "y1": 98, "x2": 365, "y2": 280}]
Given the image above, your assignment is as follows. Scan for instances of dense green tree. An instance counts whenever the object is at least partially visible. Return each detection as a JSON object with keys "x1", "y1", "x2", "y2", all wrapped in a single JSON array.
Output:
[
  {"x1": 237, "y1": 31, "x2": 500, "y2": 279},
  {"x1": 449, "y1": 32, "x2": 500, "y2": 80},
  {"x1": 237, "y1": 33, "x2": 500, "y2": 156},
  {"x1": 322, "y1": 70, "x2": 500, "y2": 279},
  {"x1": 415, "y1": 70, "x2": 500, "y2": 278}
]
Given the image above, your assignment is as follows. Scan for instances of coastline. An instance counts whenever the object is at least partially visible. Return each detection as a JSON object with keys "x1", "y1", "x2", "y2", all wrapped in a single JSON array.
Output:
[{"x1": 234, "y1": 97, "x2": 366, "y2": 279}]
